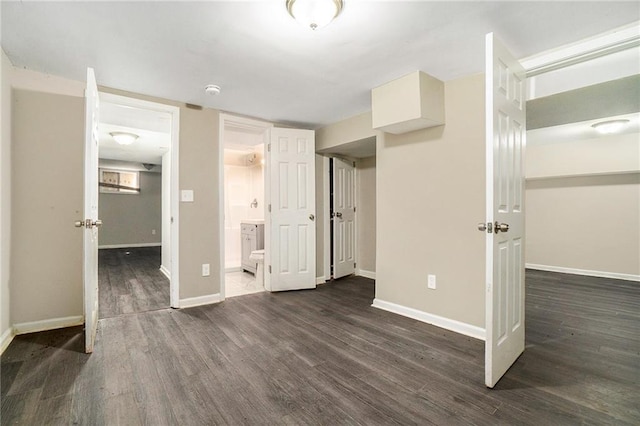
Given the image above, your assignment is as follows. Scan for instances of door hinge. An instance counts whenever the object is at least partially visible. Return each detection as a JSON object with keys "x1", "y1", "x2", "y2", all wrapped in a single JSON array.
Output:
[
  {"x1": 353, "y1": 161, "x2": 356, "y2": 167},
  {"x1": 269, "y1": 265, "x2": 272, "y2": 273},
  {"x1": 267, "y1": 143, "x2": 271, "y2": 152},
  {"x1": 354, "y1": 262, "x2": 357, "y2": 268},
  {"x1": 354, "y1": 207, "x2": 356, "y2": 213},
  {"x1": 268, "y1": 204, "x2": 271, "y2": 213}
]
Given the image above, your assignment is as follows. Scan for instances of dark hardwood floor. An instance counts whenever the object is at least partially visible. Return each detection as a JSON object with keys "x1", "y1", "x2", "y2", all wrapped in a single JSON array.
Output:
[
  {"x1": 2, "y1": 270, "x2": 639, "y2": 425},
  {"x1": 98, "y1": 247, "x2": 169, "y2": 319}
]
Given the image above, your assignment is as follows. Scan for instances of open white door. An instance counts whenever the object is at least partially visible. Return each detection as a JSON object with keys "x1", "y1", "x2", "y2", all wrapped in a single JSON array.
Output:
[
  {"x1": 332, "y1": 157, "x2": 356, "y2": 279},
  {"x1": 81, "y1": 68, "x2": 100, "y2": 353},
  {"x1": 266, "y1": 128, "x2": 316, "y2": 291},
  {"x1": 483, "y1": 33, "x2": 526, "y2": 388}
]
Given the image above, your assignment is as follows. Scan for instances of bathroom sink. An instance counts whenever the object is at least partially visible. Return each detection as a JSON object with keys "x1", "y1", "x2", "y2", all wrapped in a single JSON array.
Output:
[{"x1": 241, "y1": 219, "x2": 264, "y2": 225}]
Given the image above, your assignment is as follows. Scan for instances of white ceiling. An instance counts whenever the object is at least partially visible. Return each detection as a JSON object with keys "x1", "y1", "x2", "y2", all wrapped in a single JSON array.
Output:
[
  {"x1": 528, "y1": 112, "x2": 640, "y2": 146},
  {"x1": 2, "y1": 1, "x2": 638, "y2": 129},
  {"x1": 99, "y1": 102, "x2": 171, "y2": 164}
]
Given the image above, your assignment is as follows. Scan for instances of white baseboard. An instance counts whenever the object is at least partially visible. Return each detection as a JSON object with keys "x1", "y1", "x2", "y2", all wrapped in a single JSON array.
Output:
[
  {"x1": 13, "y1": 315, "x2": 84, "y2": 336},
  {"x1": 225, "y1": 267, "x2": 242, "y2": 273},
  {"x1": 179, "y1": 293, "x2": 222, "y2": 309},
  {"x1": 1, "y1": 327, "x2": 15, "y2": 355},
  {"x1": 526, "y1": 263, "x2": 640, "y2": 282},
  {"x1": 372, "y1": 298, "x2": 485, "y2": 341},
  {"x1": 99, "y1": 243, "x2": 161, "y2": 249},
  {"x1": 159, "y1": 265, "x2": 171, "y2": 280},
  {"x1": 316, "y1": 276, "x2": 326, "y2": 285},
  {"x1": 356, "y1": 269, "x2": 376, "y2": 280}
]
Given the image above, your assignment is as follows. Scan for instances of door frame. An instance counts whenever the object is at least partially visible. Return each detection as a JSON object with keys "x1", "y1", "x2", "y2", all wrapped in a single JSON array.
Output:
[
  {"x1": 218, "y1": 113, "x2": 273, "y2": 299},
  {"x1": 98, "y1": 92, "x2": 181, "y2": 308}
]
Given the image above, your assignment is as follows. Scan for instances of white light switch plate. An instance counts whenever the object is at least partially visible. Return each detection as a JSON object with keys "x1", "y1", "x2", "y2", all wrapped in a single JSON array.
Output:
[
  {"x1": 202, "y1": 263, "x2": 210, "y2": 277},
  {"x1": 181, "y1": 189, "x2": 194, "y2": 202},
  {"x1": 428, "y1": 274, "x2": 436, "y2": 289}
]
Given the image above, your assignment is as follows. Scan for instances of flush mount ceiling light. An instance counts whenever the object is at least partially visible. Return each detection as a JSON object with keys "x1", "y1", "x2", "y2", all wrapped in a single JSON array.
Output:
[
  {"x1": 110, "y1": 132, "x2": 138, "y2": 146},
  {"x1": 591, "y1": 119, "x2": 630, "y2": 135},
  {"x1": 286, "y1": 0, "x2": 344, "y2": 30},
  {"x1": 205, "y1": 84, "x2": 221, "y2": 95}
]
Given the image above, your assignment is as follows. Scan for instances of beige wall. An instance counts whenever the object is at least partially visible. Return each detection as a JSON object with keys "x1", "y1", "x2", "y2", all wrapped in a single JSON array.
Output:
[
  {"x1": 316, "y1": 111, "x2": 376, "y2": 152},
  {"x1": 11, "y1": 89, "x2": 85, "y2": 324},
  {"x1": 7, "y1": 68, "x2": 223, "y2": 327},
  {"x1": 356, "y1": 156, "x2": 376, "y2": 273},
  {"x1": 376, "y1": 74, "x2": 486, "y2": 328},
  {"x1": 98, "y1": 170, "x2": 162, "y2": 247},
  {"x1": 1, "y1": 49, "x2": 12, "y2": 340},
  {"x1": 526, "y1": 133, "x2": 640, "y2": 277}
]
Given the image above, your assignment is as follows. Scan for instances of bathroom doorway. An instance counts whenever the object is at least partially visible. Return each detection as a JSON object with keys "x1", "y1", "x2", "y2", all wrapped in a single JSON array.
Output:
[{"x1": 219, "y1": 114, "x2": 273, "y2": 298}]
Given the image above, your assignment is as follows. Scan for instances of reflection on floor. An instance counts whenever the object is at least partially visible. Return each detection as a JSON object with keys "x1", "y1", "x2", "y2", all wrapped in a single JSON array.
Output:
[{"x1": 225, "y1": 270, "x2": 265, "y2": 298}]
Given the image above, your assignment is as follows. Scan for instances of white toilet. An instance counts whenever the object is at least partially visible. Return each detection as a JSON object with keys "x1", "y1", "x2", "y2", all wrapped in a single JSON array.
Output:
[{"x1": 249, "y1": 249, "x2": 265, "y2": 286}]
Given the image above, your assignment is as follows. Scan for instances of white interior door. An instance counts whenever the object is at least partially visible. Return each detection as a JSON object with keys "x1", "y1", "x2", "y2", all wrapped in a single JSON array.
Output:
[
  {"x1": 266, "y1": 128, "x2": 316, "y2": 291},
  {"x1": 332, "y1": 157, "x2": 356, "y2": 279},
  {"x1": 484, "y1": 33, "x2": 526, "y2": 388},
  {"x1": 82, "y1": 68, "x2": 100, "y2": 353}
]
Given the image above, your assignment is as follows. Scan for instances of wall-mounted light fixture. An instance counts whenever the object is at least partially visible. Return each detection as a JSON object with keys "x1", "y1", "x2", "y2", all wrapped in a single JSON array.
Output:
[
  {"x1": 286, "y1": 0, "x2": 344, "y2": 30},
  {"x1": 110, "y1": 132, "x2": 139, "y2": 146},
  {"x1": 591, "y1": 119, "x2": 630, "y2": 135}
]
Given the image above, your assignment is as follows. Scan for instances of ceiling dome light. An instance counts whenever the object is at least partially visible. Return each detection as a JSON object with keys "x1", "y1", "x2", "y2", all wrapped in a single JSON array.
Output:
[
  {"x1": 286, "y1": 0, "x2": 344, "y2": 31},
  {"x1": 110, "y1": 132, "x2": 138, "y2": 146},
  {"x1": 591, "y1": 119, "x2": 630, "y2": 135},
  {"x1": 205, "y1": 84, "x2": 221, "y2": 95}
]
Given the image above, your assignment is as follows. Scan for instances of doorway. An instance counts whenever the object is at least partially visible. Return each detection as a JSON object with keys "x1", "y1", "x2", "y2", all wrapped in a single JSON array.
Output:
[
  {"x1": 219, "y1": 114, "x2": 272, "y2": 299},
  {"x1": 96, "y1": 93, "x2": 180, "y2": 317}
]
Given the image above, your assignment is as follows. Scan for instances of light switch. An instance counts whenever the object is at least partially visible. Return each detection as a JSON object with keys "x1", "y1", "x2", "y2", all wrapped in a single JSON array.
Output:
[{"x1": 181, "y1": 190, "x2": 194, "y2": 202}]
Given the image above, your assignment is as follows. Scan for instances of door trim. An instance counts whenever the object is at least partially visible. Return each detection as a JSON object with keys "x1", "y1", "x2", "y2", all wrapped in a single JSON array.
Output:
[
  {"x1": 98, "y1": 92, "x2": 181, "y2": 308},
  {"x1": 218, "y1": 113, "x2": 273, "y2": 299}
]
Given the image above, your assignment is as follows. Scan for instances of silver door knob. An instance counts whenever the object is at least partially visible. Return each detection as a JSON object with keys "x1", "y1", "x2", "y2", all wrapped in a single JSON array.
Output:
[
  {"x1": 478, "y1": 222, "x2": 493, "y2": 233},
  {"x1": 309, "y1": 214, "x2": 315, "y2": 221},
  {"x1": 335, "y1": 212, "x2": 343, "y2": 218},
  {"x1": 494, "y1": 222, "x2": 509, "y2": 233},
  {"x1": 75, "y1": 219, "x2": 102, "y2": 228}
]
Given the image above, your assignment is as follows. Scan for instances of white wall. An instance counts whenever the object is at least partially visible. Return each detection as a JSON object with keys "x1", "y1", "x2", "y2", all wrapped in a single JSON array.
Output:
[
  {"x1": 98, "y1": 169, "x2": 162, "y2": 247},
  {"x1": 356, "y1": 156, "x2": 376, "y2": 274},
  {"x1": 526, "y1": 132, "x2": 640, "y2": 279},
  {"x1": 223, "y1": 148, "x2": 264, "y2": 269},
  {"x1": 376, "y1": 74, "x2": 486, "y2": 331},
  {"x1": 1, "y1": 48, "x2": 13, "y2": 349}
]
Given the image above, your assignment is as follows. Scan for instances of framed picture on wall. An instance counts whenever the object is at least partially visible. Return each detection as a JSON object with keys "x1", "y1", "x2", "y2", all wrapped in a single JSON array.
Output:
[{"x1": 99, "y1": 169, "x2": 140, "y2": 194}]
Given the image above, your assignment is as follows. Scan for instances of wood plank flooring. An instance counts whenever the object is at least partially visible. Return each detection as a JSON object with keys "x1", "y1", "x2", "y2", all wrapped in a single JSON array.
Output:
[
  {"x1": 98, "y1": 247, "x2": 169, "y2": 319},
  {"x1": 2, "y1": 270, "x2": 639, "y2": 425}
]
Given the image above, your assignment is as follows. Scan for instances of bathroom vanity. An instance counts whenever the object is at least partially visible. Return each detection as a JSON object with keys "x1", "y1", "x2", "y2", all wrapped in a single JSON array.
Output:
[{"x1": 241, "y1": 220, "x2": 264, "y2": 274}]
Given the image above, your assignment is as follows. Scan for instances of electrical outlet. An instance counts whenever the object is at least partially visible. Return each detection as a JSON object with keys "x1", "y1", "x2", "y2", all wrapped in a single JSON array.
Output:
[
  {"x1": 151, "y1": 229, "x2": 156, "y2": 235},
  {"x1": 428, "y1": 274, "x2": 436, "y2": 290},
  {"x1": 202, "y1": 263, "x2": 210, "y2": 277},
  {"x1": 181, "y1": 189, "x2": 194, "y2": 202}
]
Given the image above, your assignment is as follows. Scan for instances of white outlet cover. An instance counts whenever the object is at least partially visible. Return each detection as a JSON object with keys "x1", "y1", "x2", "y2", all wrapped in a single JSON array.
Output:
[
  {"x1": 202, "y1": 263, "x2": 210, "y2": 277},
  {"x1": 181, "y1": 189, "x2": 194, "y2": 202},
  {"x1": 428, "y1": 274, "x2": 436, "y2": 289}
]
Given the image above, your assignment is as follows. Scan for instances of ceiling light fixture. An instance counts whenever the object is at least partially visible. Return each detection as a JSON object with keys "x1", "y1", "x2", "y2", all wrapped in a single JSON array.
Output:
[
  {"x1": 110, "y1": 132, "x2": 138, "y2": 146},
  {"x1": 591, "y1": 119, "x2": 630, "y2": 135},
  {"x1": 286, "y1": 0, "x2": 344, "y2": 31},
  {"x1": 205, "y1": 84, "x2": 221, "y2": 95}
]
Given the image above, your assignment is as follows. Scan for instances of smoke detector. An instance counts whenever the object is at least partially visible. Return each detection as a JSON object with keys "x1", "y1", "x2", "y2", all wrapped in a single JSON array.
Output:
[{"x1": 205, "y1": 84, "x2": 221, "y2": 95}]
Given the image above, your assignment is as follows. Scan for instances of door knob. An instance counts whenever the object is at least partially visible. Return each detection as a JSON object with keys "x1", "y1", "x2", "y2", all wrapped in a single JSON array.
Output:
[
  {"x1": 309, "y1": 214, "x2": 315, "y2": 221},
  {"x1": 335, "y1": 212, "x2": 343, "y2": 218},
  {"x1": 478, "y1": 222, "x2": 493, "y2": 233},
  {"x1": 494, "y1": 222, "x2": 509, "y2": 233},
  {"x1": 75, "y1": 219, "x2": 102, "y2": 229}
]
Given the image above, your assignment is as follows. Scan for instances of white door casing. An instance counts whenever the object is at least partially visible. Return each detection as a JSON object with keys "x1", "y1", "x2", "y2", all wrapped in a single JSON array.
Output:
[
  {"x1": 332, "y1": 157, "x2": 356, "y2": 279},
  {"x1": 266, "y1": 128, "x2": 316, "y2": 291},
  {"x1": 484, "y1": 33, "x2": 526, "y2": 388},
  {"x1": 83, "y1": 68, "x2": 100, "y2": 354}
]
